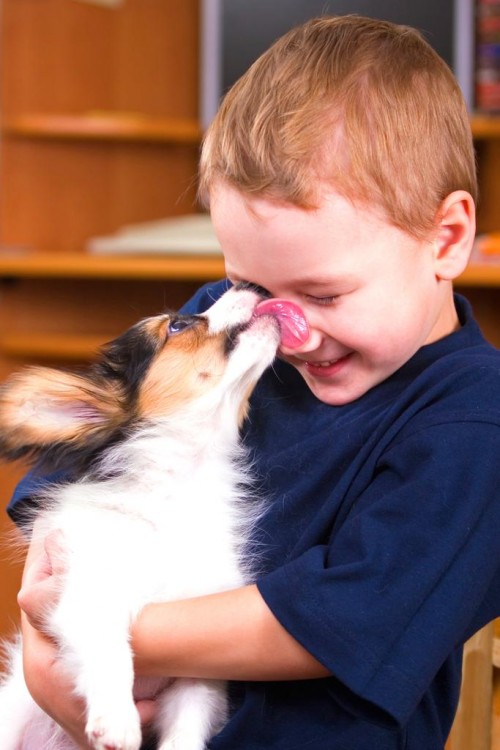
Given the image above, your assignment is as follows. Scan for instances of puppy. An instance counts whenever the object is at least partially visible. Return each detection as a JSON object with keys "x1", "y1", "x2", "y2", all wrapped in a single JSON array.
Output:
[{"x1": 0, "y1": 286, "x2": 289, "y2": 750}]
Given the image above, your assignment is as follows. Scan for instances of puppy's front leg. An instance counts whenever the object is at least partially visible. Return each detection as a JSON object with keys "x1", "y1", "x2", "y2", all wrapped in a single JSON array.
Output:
[
  {"x1": 0, "y1": 637, "x2": 48, "y2": 750},
  {"x1": 50, "y1": 587, "x2": 142, "y2": 750},
  {"x1": 156, "y1": 678, "x2": 228, "y2": 750}
]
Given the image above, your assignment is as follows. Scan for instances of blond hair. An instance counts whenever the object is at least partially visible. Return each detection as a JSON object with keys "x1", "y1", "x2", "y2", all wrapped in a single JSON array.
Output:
[{"x1": 199, "y1": 15, "x2": 477, "y2": 239}]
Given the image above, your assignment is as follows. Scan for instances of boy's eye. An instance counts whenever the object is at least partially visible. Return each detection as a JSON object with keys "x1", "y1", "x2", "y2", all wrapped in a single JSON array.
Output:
[{"x1": 306, "y1": 295, "x2": 337, "y2": 306}]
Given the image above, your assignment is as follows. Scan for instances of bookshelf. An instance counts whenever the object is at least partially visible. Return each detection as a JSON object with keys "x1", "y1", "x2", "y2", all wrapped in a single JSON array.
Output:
[
  {"x1": 0, "y1": 0, "x2": 201, "y2": 255},
  {"x1": 471, "y1": 115, "x2": 500, "y2": 139}
]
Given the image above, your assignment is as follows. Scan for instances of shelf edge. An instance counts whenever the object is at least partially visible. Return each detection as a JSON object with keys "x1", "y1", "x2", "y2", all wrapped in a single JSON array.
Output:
[
  {"x1": 0, "y1": 251, "x2": 226, "y2": 281},
  {"x1": 1, "y1": 113, "x2": 202, "y2": 145}
]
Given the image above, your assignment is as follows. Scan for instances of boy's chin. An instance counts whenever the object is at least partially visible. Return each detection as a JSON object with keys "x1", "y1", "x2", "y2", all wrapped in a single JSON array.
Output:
[
  {"x1": 298, "y1": 370, "x2": 384, "y2": 406},
  {"x1": 299, "y1": 377, "x2": 362, "y2": 406}
]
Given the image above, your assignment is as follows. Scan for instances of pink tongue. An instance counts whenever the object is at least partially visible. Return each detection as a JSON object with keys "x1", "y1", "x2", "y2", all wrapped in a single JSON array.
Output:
[{"x1": 253, "y1": 299, "x2": 309, "y2": 349}]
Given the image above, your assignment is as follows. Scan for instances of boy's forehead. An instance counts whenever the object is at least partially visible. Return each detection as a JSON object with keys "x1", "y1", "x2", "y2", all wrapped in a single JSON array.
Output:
[
  {"x1": 216, "y1": 180, "x2": 430, "y2": 295},
  {"x1": 211, "y1": 181, "x2": 387, "y2": 254},
  {"x1": 210, "y1": 180, "x2": 389, "y2": 230},
  {"x1": 211, "y1": 182, "x2": 297, "y2": 224}
]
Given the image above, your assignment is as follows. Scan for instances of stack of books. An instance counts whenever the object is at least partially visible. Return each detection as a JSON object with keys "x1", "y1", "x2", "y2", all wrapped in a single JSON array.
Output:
[
  {"x1": 86, "y1": 214, "x2": 222, "y2": 256},
  {"x1": 476, "y1": 0, "x2": 500, "y2": 111}
]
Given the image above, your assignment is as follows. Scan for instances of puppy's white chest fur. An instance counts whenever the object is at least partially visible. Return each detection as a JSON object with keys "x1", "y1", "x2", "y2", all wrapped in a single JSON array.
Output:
[{"x1": 48, "y1": 433, "x2": 251, "y2": 607}]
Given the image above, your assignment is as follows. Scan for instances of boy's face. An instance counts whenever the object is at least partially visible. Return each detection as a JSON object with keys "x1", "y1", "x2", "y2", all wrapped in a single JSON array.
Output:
[{"x1": 210, "y1": 185, "x2": 459, "y2": 406}]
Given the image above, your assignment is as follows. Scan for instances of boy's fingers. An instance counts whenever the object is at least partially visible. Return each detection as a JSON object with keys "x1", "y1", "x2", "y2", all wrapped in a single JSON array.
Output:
[
  {"x1": 17, "y1": 532, "x2": 67, "y2": 630},
  {"x1": 136, "y1": 699, "x2": 157, "y2": 725},
  {"x1": 17, "y1": 577, "x2": 56, "y2": 629},
  {"x1": 44, "y1": 529, "x2": 68, "y2": 577}
]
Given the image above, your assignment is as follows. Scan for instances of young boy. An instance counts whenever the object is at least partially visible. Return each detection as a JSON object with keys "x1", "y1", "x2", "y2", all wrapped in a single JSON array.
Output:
[{"x1": 11, "y1": 15, "x2": 500, "y2": 750}]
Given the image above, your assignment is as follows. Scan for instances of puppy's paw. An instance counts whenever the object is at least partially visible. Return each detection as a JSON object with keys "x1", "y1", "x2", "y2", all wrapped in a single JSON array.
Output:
[{"x1": 86, "y1": 707, "x2": 142, "y2": 750}]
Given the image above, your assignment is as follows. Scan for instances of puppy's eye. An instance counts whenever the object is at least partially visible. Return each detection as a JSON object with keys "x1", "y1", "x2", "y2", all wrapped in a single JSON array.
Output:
[{"x1": 168, "y1": 316, "x2": 198, "y2": 335}]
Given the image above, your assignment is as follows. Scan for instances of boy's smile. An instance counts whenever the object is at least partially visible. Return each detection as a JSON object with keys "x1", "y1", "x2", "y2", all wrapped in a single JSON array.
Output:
[{"x1": 210, "y1": 184, "x2": 463, "y2": 406}]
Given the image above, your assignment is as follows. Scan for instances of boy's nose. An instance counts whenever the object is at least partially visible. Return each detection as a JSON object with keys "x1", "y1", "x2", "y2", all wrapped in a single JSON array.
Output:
[
  {"x1": 252, "y1": 298, "x2": 309, "y2": 349},
  {"x1": 279, "y1": 325, "x2": 322, "y2": 356}
]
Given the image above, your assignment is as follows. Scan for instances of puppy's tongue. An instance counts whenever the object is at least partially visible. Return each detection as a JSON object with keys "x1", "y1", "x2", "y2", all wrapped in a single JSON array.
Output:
[{"x1": 253, "y1": 299, "x2": 309, "y2": 349}]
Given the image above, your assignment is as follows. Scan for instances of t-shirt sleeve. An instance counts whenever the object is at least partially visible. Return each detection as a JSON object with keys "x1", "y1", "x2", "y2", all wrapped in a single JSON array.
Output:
[
  {"x1": 7, "y1": 279, "x2": 230, "y2": 524},
  {"x1": 7, "y1": 468, "x2": 69, "y2": 525},
  {"x1": 179, "y1": 279, "x2": 231, "y2": 314},
  {"x1": 257, "y1": 419, "x2": 500, "y2": 725}
]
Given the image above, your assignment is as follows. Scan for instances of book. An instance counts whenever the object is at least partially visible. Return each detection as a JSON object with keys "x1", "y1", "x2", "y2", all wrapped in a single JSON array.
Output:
[{"x1": 86, "y1": 214, "x2": 222, "y2": 255}]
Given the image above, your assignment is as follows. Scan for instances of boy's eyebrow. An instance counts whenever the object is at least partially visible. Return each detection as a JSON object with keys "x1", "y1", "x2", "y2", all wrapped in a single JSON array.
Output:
[
  {"x1": 286, "y1": 273, "x2": 358, "y2": 289},
  {"x1": 227, "y1": 268, "x2": 359, "y2": 290}
]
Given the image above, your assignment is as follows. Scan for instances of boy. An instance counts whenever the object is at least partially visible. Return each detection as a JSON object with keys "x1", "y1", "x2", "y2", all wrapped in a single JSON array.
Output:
[{"x1": 11, "y1": 15, "x2": 500, "y2": 750}]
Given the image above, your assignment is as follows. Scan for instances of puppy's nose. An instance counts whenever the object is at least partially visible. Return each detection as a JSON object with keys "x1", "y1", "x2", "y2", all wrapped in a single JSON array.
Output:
[{"x1": 233, "y1": 281, "x2": 272, "y2": 299}]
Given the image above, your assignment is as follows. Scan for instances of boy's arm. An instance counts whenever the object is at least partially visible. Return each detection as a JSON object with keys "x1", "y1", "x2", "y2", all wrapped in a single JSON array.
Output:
[
  {"x1": 131, "y1": 585, "x2": 330, "y2": 681},
  {"x1": 19, "y1": 541, "x2": 328, "y2": 744}
]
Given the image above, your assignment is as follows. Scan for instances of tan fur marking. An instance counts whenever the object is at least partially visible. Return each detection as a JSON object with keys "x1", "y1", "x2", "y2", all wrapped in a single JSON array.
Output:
[
  {"x1": 0, "y1": 367, "x2": 126, "y2": 451},
  {"x1": 138, "y1": 326, "x2": 227, "y2": 419},
  {"x1": 141, "y1": 316, "x2": 169, "y2": 340}
]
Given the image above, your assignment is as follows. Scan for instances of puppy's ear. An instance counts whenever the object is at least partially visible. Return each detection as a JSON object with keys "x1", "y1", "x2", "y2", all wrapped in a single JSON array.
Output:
[{"x1": 0, "y1": 366, "x2": 126, "y2": 460}]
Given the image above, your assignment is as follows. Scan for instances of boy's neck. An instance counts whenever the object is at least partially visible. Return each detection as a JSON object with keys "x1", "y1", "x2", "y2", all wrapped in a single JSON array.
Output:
[{"x1": 426, "y1": 288, "x2": 461, "y2": 345}]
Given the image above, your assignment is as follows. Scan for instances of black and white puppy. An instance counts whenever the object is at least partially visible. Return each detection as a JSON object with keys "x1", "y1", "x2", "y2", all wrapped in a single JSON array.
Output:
[{"x1": 0, "y1": 286, "x2": 283, "y2": 750}]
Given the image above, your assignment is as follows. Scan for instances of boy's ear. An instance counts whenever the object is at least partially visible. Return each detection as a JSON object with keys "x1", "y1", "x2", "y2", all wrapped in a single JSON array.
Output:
[
  {"x1": 432, "y1": 190, "x2": 476, "y2": 280},
  {"x1": 0, "y1": 366, "x2": 126, "y2": 459}
]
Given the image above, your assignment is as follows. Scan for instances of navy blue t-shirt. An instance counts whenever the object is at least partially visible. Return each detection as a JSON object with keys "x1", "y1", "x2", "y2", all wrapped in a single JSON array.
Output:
[{"x1": 8, "y1": 286, "x2": 500, "y2": 750}]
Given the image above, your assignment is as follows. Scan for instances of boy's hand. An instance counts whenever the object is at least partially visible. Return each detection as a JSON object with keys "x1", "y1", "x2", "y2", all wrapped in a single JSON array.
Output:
[
  {"x1": 21, "y1": 614, "x2": 93, "y2": 749},
  {"x1": 22, "y1": 618, "x2": 157, "y2": 748},
  {"x1": 18, "y1": 528, "x2": 66, "y2": 631}
]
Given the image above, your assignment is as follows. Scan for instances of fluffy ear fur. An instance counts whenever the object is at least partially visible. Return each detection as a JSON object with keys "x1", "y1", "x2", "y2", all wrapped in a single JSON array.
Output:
[{"x1": 0, "y1": 366, "x2": 127, "y2": 463}]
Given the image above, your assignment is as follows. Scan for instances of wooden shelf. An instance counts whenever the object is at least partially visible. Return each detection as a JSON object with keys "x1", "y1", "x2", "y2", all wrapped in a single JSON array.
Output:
[
  {"x1": 471, "y1": 114, "x2": 500, "y2": 140},
  {"x1": 0, "y1": 333, "x2": 107, "y2": 361},
  {"x1": 1, "y1": 112, "x2": 202, "y2": 145},
  {"x1": 0, "y1": 250, "x2": 496, "y2": 288},
  {"x1": 456, "y1": 262, "x2": 500, "y2": 287},
  {"x1": 1, "y1": 112, "x2": 497, "y2": 145},
  {"x1": 0, "y1": 250, "x2": 225, "y2": 281}
]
